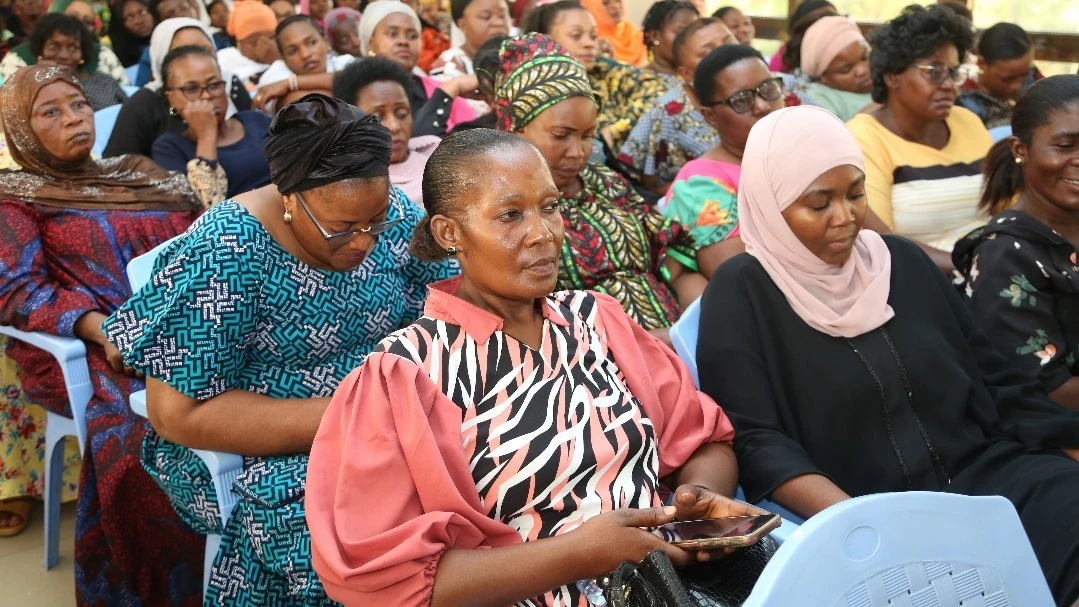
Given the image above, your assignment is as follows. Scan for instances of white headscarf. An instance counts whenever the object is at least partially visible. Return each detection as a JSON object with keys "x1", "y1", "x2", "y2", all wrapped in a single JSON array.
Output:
[
  {"x1": 358, "y1": 0, "x2": 421, "y2": 56},
  {"x1": 146, "y1": 18, "x2": 216, "y2": 91}
]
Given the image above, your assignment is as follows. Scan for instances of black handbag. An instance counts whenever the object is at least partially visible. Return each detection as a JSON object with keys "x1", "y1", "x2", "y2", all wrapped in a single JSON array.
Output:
[{"x1": 599, "y1": 536, "x2": 779, "y2": 607}]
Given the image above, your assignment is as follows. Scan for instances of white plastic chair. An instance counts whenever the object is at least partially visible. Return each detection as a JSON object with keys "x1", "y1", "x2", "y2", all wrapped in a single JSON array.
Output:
[
  {"x1": 743, "y1": 492, "x2": 1055, "y2": 606},
  {"x1": 0, "y1": 327, "x2": 90, "y2": 569},
  {"x1": 91, "y1": 104, "x2": 122, "y2": 158},
  {"x1": 124, "y1": 237, "x2": 244, "y2": 593}
]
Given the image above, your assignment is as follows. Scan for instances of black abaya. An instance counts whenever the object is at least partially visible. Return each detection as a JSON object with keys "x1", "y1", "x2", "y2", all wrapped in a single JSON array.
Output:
[{"x1": 698, "y1": 236, "x2": 1079, "y2": 605}]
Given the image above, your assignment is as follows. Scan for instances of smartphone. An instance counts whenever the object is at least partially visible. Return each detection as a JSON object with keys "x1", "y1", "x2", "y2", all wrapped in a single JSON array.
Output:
[{"x1": 654, "y1": 514, "x2": 781, "y2": 550}]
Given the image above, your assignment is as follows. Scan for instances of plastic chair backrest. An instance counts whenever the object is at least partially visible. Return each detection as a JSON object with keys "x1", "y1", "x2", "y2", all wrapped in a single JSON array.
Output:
[
  {"x1": 125, "y1": 64, "x2": 140, "y2": 87},
  {"x1": 669, "y1": 297, "x2": 701, "y2": 388},
  {"x1": 121, "y1": 85, "x2": 139, "y2": 97},
  {"x1": 127, "y1": 236, "x2": 179, "y2": 293},
  {"x1": 989, "y1": 125, "x2": 1013, "y2": 143},
  {"x1": 92, "y1": 104, "x2": 122, "y2": 158},
  {"x1": 743, "y1": 491, "x2": 1054, "y2": 606}
]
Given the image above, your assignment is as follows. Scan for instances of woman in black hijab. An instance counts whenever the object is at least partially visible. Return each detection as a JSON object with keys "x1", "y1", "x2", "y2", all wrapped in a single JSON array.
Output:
[{"x1": 103, "y1": 94, "x2": 459, "y2": 605}]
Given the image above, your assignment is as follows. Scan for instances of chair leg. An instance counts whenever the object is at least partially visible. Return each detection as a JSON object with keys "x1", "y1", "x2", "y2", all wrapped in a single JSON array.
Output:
[
  {"x1": 42, "y1": 414, "x2": 66, "y2": 570},
  {"x1": 204, "y1": 533, "x2": 221, "y2": 594}
]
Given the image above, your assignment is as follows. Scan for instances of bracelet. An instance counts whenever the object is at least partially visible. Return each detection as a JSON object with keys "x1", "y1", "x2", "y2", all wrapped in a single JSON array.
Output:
[{"x1": 288, "y1": 75, "x2": 298, "y2": 92}]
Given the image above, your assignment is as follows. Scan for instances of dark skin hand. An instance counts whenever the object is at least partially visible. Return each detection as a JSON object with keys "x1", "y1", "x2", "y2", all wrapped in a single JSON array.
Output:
[{"x1": 76, "y1": 311, "x2": 141, "y2": 377}]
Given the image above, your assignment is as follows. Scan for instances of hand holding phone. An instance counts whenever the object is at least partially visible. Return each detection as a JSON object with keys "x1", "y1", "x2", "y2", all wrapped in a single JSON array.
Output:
[{"x1": 654, "y1": 514, "x2": 781, "y2": 550}]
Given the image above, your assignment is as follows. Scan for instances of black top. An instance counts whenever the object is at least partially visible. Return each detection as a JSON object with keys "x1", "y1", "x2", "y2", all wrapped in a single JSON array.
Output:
[
  {"x1": 698, "y1": 236, "x2": 1079, "y2": 504},
  {"x1": 953, "y1": 209, "x2": 1079, "y2": 394},
  {"x1": 102, "y1": 75, "x2": 252, "y2": 158}
]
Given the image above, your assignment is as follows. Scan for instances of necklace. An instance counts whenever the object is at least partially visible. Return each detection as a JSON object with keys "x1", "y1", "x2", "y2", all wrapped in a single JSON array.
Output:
[{"x1": 846, "y1": 328, "x2": 951, "y2": 490}]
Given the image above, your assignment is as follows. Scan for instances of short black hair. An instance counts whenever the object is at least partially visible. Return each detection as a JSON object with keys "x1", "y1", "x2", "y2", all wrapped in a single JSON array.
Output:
[
  {"x1": 275, "y1": 13, "x2": 323, "y2": 55},
  {"x1": 693, "y1": 43, "x2": 763, "y2": 104},
  {"x1": 868, "y1": 4, "x2": 976, "y2": 104},
  {"x1": 411, "y1": 129, "x2": 541, "y2": 261},
  {"x1": 450, "y1": 0, "x2": 472, "y2": 22},
  {"x1": 672, "y1": 17, "x2": 719, "y2": 68},
  {"x1": 781, "y1": 1, "x2": 837, "y2": 71},
  {"x1": 520, "y1": 0, "x2": 585, "y2": 36},
  {"x1": 980, "y1": 75, "x2": 1079, "y2": 213},
  {"x1": 641, "y1": 0, "x2": 697, "y2": 34},
  {"x1": 712, "y1": 6, "x2": 737, "y2": 20},
  {"x1": 938, "y1": 1, "x2": 973, "y2": 22},
  {"x1": 160, "y1": 44, "x2": 218, "y2": 86},
  {"x1": 473, "y1": 34, "x2": 509, "y2": 97},
  {"x1": 790, "y1": 0, "x2": 834, "y2": 31},
  {"x1": 332, "y1": 56, "x2": 412, "y2": 104},
  {"x1": 977, "y1": 22, "x2": 1032, "y2": 63},
  {"x1": 29, "y1": 14, "x2": 94, "y2": 63}
]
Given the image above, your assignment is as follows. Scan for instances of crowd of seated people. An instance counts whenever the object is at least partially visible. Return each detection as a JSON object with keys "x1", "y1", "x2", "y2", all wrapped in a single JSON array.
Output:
[{"x1": 0, "y1": 1, "x2": 1077, "y2": 606}]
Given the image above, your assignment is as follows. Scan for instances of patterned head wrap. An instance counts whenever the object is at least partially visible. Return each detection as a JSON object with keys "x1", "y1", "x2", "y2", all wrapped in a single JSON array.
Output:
[
  {"x1": 494, "y1": 33, "x2": 597, "y2": 132},
  {"x1": 264, "y1": 93, "x2": 392, "y2": 194}
]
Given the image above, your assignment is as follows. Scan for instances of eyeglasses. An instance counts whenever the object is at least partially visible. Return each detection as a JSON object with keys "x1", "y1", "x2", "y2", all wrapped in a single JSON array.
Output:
[
  {"x1": 913, "y1": 62, "x2": 967, "y2": 87},
  {"x1": 122, "y1": 7, "x2": 149, "y2": 22},
  {"x1": 165, "y1": 80, "x2": 227, "y2": 100},
  {"x1": 295, "y1": 192, "x2": 405, "y2": 245},
  {"x1": 704, "y1": 77, "x2": 784, "y2": 114}
]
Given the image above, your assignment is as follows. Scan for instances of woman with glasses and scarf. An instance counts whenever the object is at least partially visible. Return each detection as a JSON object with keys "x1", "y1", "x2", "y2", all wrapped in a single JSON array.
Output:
[
  {"x1": 846, "y1": 4, "x2": 992, "y2": 258},
  {"x1": 153, "y1": 45, "x2": 271, "y2": 206},
  {"x1": 104, "y1": 94, "x2": 459, "y2": 606}
]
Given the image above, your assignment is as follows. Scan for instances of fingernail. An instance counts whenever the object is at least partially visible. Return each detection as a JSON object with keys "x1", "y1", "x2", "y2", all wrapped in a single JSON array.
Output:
[{"x1": 663, "y1": 506, "x2": 676, "y2": 516}]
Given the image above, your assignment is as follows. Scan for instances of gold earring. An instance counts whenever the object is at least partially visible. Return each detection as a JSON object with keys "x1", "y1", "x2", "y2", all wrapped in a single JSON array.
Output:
[
  {"x1": 367, "y1": 50, "x2": 376, "y2": 57},
  {"x1": 446, "y1": 246, "x2": 457, "y2": 255},
  {"x1": 283, "y1": 209, "x2": 293, "y2": 223}
]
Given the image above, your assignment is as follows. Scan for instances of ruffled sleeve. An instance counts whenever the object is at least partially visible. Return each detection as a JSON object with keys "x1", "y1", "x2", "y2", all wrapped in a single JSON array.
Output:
[
  {"x1": 102, "y1": 205, "x2": 263, "y2": 399},
  {"x1": 306, "y1": 350, "x2": 523, "y2": 606},
  {"x1": 590, "y1": 292, "x2": 735, "y2": 477}
]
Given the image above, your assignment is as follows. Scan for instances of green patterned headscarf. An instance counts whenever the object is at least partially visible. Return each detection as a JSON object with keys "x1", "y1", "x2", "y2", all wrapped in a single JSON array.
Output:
[{"x1": 494, "y1": 33, "x2": 598, "y2": 132}]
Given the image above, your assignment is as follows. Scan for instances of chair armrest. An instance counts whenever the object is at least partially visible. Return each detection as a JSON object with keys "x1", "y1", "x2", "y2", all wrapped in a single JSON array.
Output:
[
  {"x1": 0, "y1": 325, "x2": 91, "y2": 451},
  {"x1": 129, "y1": 389, "x2": 148, "y2": 418},
  {"x1": 769, "y1": 517, "x2": 799, "y2": 545}
]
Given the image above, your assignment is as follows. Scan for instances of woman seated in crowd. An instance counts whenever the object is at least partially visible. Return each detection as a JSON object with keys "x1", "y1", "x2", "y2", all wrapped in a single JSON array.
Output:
[
  {"x1": 847, "y1": 4, "x2": 991, "y2": 254},
  {"x1": 663, "y1": 45, "x2": 785, "y2": 278},
  {"x1": 954, "y1": 75, "x2": 1079, "y2": 409},
  {"x1": 153, "y1": 45, "x2": 272, "y2": 205},
  {"x1": 217, "y1": 0, "x2": 281, "y2": 88},
  {"x1": 713, "y1": 5, "x2": 754, "y2": 46},
  {"x1": 798, "y1": 16, "x2": 872, "y2": 122},
  {"x1": 698, "y1": 104, "x2": 1079, "y2": 606},
  {"x1": 358, "y1": 0, "x2": 478, "y2": 136},
  {"x1": 639, "y1": 0, "x2": 697, "y2": 86},
  {"x1": 334, "y1": 57, "x2": 440, "y2": 206},
  {"x1": 496, "y1": 34, "x2": 700, "y2": 333},
  {"x1": 523, "y1": 1, "x2": 666, "y2": 157},
  {"x1": 618, "y1": 17, "x2": 734, "y2": 194},
  {"x1": 582, "y1": 0, "x2": 643, "y2": 65},
  {"x1": 254, "y1": 15, "x2": 355, "y2": 109},
  {"x1": 268, "y1": 0, "x2": 295, "y2": 23},
  {"x1": 107, "y1": 0, "x2": 154, "y2": 82},
  {"x1": 446, "y1": 33, "x2": 505, "y2": 133},
  {"x1": 306, "y1": 127, "x2": 754, "y2": 607},
  {"x1": 432, "y1": 0, "x2": 508, "y2": 78},
  {"x1": 957, "y1": 22, "x2": 1041, "y2": 130},
  {"x1": 0, "y1": 13, "x2": 129, "y2": 102},
  {"x1": 306, "y1": 0, "x2": 332, "y2": 28},
  {"x1": 768, "y1": 0, "x2": 835, "y2": 74},
  {"x1": 104, "y1": 17, "x2": 254, "y2": 157},
  {"x1": 0, "y1": 65, "x2": 204, "y2": 605},
  {"x1": 323, "y1": 6, "x2": 361, "y2": 57},
  {"x1": 103, "y1": 94, "x2": 458, "y2": 606}
]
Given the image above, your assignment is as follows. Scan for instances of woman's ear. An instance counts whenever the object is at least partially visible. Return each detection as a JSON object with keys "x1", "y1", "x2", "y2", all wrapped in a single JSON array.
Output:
[
  {"x1": 1008, "y1": 136, "x2": 1028, "y2": 166},
  {"x1": 429, "y1": 214, "x2": 463, "y2": 254},
  {"x1": 883, "y1": 71, "x2": 900, "y2": 91}
]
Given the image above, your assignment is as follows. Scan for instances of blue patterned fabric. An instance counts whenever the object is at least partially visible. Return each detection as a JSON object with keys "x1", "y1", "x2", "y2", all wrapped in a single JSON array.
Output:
[{"x1": 103, "y1": 191, "x2": 459, "y2": 606}]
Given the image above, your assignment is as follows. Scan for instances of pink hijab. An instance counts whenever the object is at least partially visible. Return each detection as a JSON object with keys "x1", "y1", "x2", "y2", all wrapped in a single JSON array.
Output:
[{"x1": 738, "y1": 105, "x2": 894, "y2": 338}]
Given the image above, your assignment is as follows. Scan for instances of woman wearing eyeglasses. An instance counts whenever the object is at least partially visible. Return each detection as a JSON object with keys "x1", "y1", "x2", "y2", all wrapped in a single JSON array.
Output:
[
  {"x1": 661, "y1": 44, "x2": 786, "y2": 281},
  {"x1": 153, "y1": 45, "x2": 271, "y2": 207},
  {"x1": 104, "y1": 94, "x2": 459, "y2": 605},
  {"x1": 846, "y1": 4, "x2": 993, "y2": 256}
]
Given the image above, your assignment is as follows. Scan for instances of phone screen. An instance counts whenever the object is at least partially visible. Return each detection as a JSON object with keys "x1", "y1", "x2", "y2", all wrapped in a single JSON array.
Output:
[{"x1": 654, "y1": 515, "x2": 777, "y2": 545}]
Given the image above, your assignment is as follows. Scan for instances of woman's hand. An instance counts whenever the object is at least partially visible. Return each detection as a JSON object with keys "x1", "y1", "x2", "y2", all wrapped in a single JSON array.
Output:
[
  {"x1": 1063, "y1": 447, "x2": 1079, "y2": 463},
  {"x1": 179, "y1": 99, "x2": 220, "y2": 140},
  {"x1": 672, "y1": 484, "x2": 770, "y2": 562},
  {"x1": 253, "y1": 80, "x2": 291, "y2": 112},
  {"x1": 568, "y1": 507, "x2": 692, "y2": 577},
  {"x1": 74, "y1": 311, "x2": 142, "y2": 377},
  {"x1": 439, "y1": 73, "x2": 481, "y2": 99},
  {"x1": 104, "y1": 340, "x2": 142, "y2": 377}
]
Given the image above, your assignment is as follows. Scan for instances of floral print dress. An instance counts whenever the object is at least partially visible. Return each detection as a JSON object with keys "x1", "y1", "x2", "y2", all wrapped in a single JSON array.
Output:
[
  {"x1": 616, "y1": 84, "x2": 719, "y2": 187},
  {"x1": 953, "y1": 209, "x2": 1079, "y2": 394}
]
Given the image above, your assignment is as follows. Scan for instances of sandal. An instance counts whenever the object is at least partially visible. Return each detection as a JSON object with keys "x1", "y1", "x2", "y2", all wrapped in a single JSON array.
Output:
[{"x1": 0, "y1": 498, "x2": 31, "y2": 537}]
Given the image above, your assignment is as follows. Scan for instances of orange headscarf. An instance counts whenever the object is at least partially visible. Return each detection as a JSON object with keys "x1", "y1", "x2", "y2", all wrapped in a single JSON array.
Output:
[{"x1": 581, "y1": 0, "x2": 647, "y2": 66}]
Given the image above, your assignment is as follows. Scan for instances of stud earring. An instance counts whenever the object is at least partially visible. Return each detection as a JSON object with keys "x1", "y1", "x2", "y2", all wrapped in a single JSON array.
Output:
[
  {"x1": 168, "y1": 106, "x2": 178, "y2": 117},
  {"x1": 283, "y1": 209, "x2": 293, "y2": 223},
  {"x1": 1015, "y1": 157, "x2": 1022, "y2": 164},
  {"x1": 446, "y1": 246, "x2": 457, "y2": 255},
  {"x1": 367, "y1": 50, "x2": 376, "y2": 57}
]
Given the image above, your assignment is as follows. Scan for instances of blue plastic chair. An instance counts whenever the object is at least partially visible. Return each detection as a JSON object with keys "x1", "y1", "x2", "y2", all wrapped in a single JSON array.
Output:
[
  {"x1": 125, "y1": 237, "x2": 245, "y2": 593},
  {"x1": 92, "y1": 104, "x2": 122, "y2": 158},
  {"x1": 121, "y1": 85, "x2": 139, "y2": 97},
  {"x1": 124, "y1": 64, "x2": 140, "y2": 87},
  {"x1": 989, "y1": 125, "x2": 1013, "y2": 143},
  {"x1": 0, "y1": 327, "x2": 91, "y2": 569},
  {"x1": 744, "y1": 491, "x2": 1054, "y2": 606}
]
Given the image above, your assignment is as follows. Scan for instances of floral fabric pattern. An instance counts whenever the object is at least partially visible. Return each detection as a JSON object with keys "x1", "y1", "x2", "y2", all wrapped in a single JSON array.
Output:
[
  {"x1": 590, "y1": 57, "x2": 667, "y2": 152},
  {"x1": 617, "y1": 84, "x2": 718, "y2": 186},
  {"x1": 954, "y1": 209, "x2": 1079, "y2": 393},
  {"x1": 661, "y1": 157, "x2": 742, "y2": 265}
]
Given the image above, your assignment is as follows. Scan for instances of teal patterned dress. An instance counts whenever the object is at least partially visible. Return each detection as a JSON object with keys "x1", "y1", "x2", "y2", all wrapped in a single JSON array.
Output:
[{"x1": 102, "y1": 191, "x2": 459, "y2": 606}]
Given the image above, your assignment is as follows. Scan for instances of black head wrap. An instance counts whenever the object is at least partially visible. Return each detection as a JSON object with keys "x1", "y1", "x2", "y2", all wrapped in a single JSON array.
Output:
[{"x1": 264, "y1": 94, "x2": 392, "y2": 195}]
